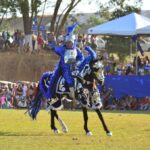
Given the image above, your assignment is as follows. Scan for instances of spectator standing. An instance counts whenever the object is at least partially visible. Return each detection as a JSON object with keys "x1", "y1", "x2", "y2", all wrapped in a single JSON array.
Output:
[
  {"x1": 90, "y1": 35, "x2": 97, "y2": 50},
  {"x1": 2, "y1": 31, "x2": 10, "y2": 49},
  {"x1": 32, "y1": 32, "x2": 37, "y2": 52},
  {"x1": 0, "y1": 35, "x2": 4, "y2": 49},
  {"x1": 144, "y1": 56, "x2": 150, "y2": 66},
  {"x1": 13, "y1": 30, "x2": 20, "y2": 47},
  {"x1": 37, "y1": 33, "x2": 44, "y2": 54},
  {"x1": 17, "y1": 31, "x2": 25, "y2": 53},
  {"x1": 47, "y1": 32, "x2": 56, "y2": 45}
]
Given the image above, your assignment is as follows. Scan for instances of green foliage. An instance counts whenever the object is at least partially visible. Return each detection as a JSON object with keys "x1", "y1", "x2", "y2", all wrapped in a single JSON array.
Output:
[
  {"x1": 88, "y1": 16, "x2": 106, "y2": 27},
  {"x1": 0, "y1": 0, "x2": 17, "y2": 14},
  {"x1": 111, "y1": 6, "x2": 141, "y2": 20},
  {"x1": 106, "y1": 36, "x2": 136, "y2": 61},
  {"x1": 0, "y1": 21, "x2": 11, "y2": 31},
  {"x1": 99, "y1": 0, "x2": 142, "y2": 20},
  {"x1": 69, "y1": 14, "x2": 78, "y2": 23}
]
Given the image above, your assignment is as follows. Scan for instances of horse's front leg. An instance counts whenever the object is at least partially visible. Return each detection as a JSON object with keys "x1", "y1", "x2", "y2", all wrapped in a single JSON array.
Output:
[
  {"x1": 56, "y1": 111, "x2": 68, "y2": 133},
  {"x1": 95, "y1": 109, "x2": 112, "y2": 136},
  {"x1": 50, "y1": 109, "x2": 59, "y2": 133},
  {"x1": 50, "y1": 109, "x2": 68, "y2": 133},
  {"x1": 82, "y1": 107, "x2": 93, "y2": 136}
]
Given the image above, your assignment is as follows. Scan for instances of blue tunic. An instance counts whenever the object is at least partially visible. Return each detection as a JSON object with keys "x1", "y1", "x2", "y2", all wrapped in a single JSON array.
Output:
[{"x1": 47, "y1": 44, "x2": 84, "y2": 98}]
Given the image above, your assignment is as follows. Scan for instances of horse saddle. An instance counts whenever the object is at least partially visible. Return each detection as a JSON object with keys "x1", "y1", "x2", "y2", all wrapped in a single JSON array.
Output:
[{"x1": 40, "y1": 72, "x2": 80, "y2": 97}]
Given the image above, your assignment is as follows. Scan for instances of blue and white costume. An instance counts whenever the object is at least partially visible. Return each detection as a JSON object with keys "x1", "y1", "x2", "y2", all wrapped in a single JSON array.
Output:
[{"x1": 40, "y1": 23, "x2": 84, "y2": 99}]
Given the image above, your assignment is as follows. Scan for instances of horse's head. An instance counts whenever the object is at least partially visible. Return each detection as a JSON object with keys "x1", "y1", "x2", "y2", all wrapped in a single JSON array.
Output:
[{"x1": 89, "y1": 57, "x2": 104, "y2": 83}]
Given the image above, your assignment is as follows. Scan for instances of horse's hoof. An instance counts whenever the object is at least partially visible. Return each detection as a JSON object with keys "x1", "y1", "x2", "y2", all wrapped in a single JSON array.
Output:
[
  {"x1": 62, "y1": 127, "x2": 68, "y2": 133},
  {"x1": 106, "y1": 132, "x2": 112, "y2": 136},
  {"x1": 53, "y1": 129, "x2": 60, "y2": 134},
  {"x1": 86, "y1": 131, "x2": 93, "y2": 136}
]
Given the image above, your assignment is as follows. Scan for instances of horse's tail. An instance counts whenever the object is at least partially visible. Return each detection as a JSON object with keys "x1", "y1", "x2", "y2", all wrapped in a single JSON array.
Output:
[{"x1": 28, "y1": 85, "x2": 43, "y2": 120}]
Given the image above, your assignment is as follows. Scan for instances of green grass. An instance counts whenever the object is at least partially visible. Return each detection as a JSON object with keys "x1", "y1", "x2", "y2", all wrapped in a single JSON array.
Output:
[{"x1": 0, "y1": 109, "x2": 150, "y2": 150}]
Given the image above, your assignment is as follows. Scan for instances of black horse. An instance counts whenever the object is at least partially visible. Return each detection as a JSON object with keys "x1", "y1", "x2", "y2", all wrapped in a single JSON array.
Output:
[
  {"x1": 46, "y1": 59, "x2": 112, "y2": 136},
  {"x1": 27, "y1": 54, "x2": 112, "y2": 136},
  {"x1": 76, "y1": 58, "x2": 112, "y2": 136}
]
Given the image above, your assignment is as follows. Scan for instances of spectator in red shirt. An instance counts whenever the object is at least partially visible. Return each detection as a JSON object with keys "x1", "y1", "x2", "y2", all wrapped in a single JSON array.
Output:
[{"x1": 37, "y1": 33, "x2": 44, "y2": 54}]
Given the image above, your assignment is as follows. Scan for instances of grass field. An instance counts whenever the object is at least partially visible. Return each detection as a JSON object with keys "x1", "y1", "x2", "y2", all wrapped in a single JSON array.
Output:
[{"x1": 0, "y1": 109, "x2": 150, "y2": 150}]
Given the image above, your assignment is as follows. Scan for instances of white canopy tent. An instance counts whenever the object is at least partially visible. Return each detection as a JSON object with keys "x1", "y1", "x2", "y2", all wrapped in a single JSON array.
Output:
[
  {"x1": 137, "y1": 25, "x2": 150, "y2": 34},
  {"x1": 88, "y1": 12, "x2": 150, "y2": 75},
  {"x1": 88, "y1": 13, "x2": 150, "y2": 35}
]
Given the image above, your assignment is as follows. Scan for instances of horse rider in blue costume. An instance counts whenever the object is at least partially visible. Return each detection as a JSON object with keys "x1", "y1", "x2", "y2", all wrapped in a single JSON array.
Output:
[{"x1": 47, "y1": 23, "x2": 84, "y2": 99}]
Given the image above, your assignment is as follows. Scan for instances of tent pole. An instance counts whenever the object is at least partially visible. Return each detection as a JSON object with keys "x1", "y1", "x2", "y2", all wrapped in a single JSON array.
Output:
[
  {"x1": 135, "y1": 39, "x2": 138, "y2": 75},
  {"x1": 130, "y1": 38, "x2": 132, "y2": 62}
]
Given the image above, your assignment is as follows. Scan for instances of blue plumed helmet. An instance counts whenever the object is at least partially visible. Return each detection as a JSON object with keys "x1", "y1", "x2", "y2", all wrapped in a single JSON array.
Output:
[
  {"x1": 63, "y1": 23, "x2": 78, "y2": 64},
  {"x1": 64, "y1": 23, "x2": 78, "y2": 44}
]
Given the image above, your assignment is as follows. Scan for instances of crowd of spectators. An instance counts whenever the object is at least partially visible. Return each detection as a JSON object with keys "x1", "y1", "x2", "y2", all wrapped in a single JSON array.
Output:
[
  {"x1": 0, "y1": 30, "x2": 150, "y2": 111},
  {"x1": 0, "y1": 30, "x2": 45, "y2": 54},
  {"x1": 0, "y1": 30, "x2": 103, "y2": 55},
  {"x1": 100, "y1": 86, "x2": 150, "y2": 111},
  {"x1": 0, "y1": 82, "x2": 38, "y2": 109},
  {"x1": 103, "y1": 55, "x2": 150, "y2": 76},
  {"x1": 0, "y1": 81, "x2": 150, "y2": 111}
]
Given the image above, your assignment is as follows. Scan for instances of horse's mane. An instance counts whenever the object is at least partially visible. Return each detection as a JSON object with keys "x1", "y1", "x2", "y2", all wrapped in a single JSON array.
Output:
[{"x1": 89, "y1": 57, "x2": 103, "y2": 68}]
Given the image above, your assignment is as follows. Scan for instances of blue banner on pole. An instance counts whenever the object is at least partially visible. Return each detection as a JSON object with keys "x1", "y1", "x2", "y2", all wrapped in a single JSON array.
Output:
[
  {"x1": 32, "y1": 25, "x2": 45, "y2": 31},
  {"x1": 131, "y1": 35, "x2": 144, "y2": 56}
]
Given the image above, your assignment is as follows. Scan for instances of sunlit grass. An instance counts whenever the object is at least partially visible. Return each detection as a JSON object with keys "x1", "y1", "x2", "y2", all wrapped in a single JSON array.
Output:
[{"x1": 0, "y1": 109, "x2": 150, "y2": 150}]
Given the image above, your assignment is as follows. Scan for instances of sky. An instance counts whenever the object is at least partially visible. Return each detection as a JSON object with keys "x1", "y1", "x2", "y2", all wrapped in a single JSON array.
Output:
[
  {"x1": 4, "y1": 0, "x2": 150, "y2": 17},
  {"x1": 43, "y1": 0, "x2": 150, "y2": 15},
  {"x1": 74, "y1": 0, "x2": 150, "y2": 13},
  {"x1": 142, "y1": 0, "x2": 150, "y2": 10}
]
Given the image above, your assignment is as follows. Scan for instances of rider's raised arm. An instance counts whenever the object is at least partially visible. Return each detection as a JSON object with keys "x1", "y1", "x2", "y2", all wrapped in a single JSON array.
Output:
[
  {"x1": 76, "y1": 48, "x2": 84, "y2": 64},
  {"x1": 78, "y1": 46, "x2": 97, "y2": 71},
  {"x1": 84, "y1": 46, "x2": 97, "y2": 60},
  {"x1": 48, "y1": 43, "x2": 64, "y2": 56}
]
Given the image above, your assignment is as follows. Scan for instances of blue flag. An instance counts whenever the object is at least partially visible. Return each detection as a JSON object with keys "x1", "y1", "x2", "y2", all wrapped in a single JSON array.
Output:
[{"x1": 132, "y1": 35, "x2": 144, "y2": 56}]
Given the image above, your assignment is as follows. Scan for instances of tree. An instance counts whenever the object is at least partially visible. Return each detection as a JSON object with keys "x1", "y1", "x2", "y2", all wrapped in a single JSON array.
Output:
[
  {"x1": 50, "y1": 0, "x2": 63, "y2": 33},
  {"x1": 0, "y1": 0, "x2": 43, "y2": 34},
  {"x1": 57, "y1": 0, "x2": 81, "y2": 34},
  {"x1": 109, "y1": 0, "x2": 141, "y2": 20},
  {"x1": 50, "y1": 0, "x2": 82, "y2": 35},
  {"x1": 0, "y1": 0, "x2": 16, "y2": 27},
  {"x1": 99, "y1": 0, "x2": 142, "y2": 20},
  {"x1": 17, "y1": 0, "x2": 42, "y2": 35},
  {"x1": 87, "y1": 15, "x2": 106, "y2": 27}
]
